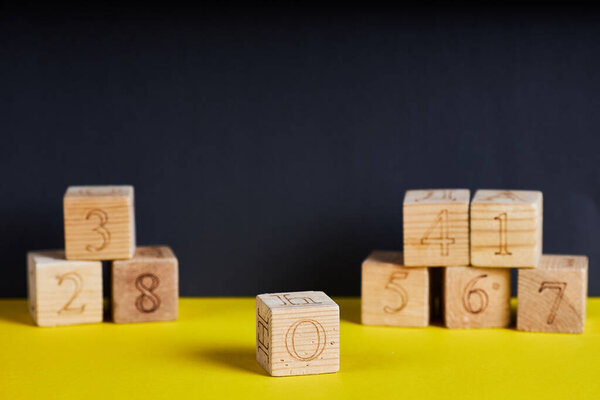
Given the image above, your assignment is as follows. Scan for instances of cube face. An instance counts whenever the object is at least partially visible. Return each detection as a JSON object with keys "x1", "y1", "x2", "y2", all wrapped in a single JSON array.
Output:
[
  {"x1": 403, "y1": 189, "x2": 470, "y2": 266},
  {"x1": 27, "y1": 250, "x2": 103, "y2": 327},
  {"x1": 361, "y1": 251, "x2": 429, "y2": 327},
  {"x1": 517, "y1": 255, "x2": 587, "y2": 333},
  {"x1": 111, "y1": 246, "x2": 178, "y2": 323},
  {"x1": 443, "y1": 266, "x2": 511, "y2": 329},
  {"x1": 470, "y1": 189, "x2": 542, "y2": 268},
  {"x1": 64, "y1": 185, "x2": 136, "y2": 260},
  {"x1": 256, "y1": 291, "x2": 339, "y2": 377}
]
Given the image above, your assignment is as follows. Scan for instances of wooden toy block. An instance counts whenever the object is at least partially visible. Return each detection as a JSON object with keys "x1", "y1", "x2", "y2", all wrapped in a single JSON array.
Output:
[
  {"x1": 403, "y1": 189, "x2": 470, "y2": 266},
  {"x1": 111, "y1": 246, "x2": 178, "y2": 323},
  {"x1": 470, "y1": 189, "x2": 542, "y2": 268},
  {"x1": 517, "y1": 255, "x2": 587, "y2": 333},
  {"x1": 361, "y1": 250, "x2": 429, "y2": 327},
  {"x1": 256, "y1": 291, "x2": 339, "y2": 376},
  {"x1": 443, "y1": 266, "x2": 511, "y2": 329},
  {"x1": 64, "y1": 185, "x2": 136, "y2": 260},
  {"x1": 27, "y1": 250, "x2": 102, "y2": 327}
]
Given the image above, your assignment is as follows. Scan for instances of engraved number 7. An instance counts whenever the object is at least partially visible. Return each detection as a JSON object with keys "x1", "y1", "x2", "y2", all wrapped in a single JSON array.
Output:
[
  {"x1": 539, "y1": 281, "x2": 567, "y2": 325},
  {"x1": 384, "y1": 271, "x2": 409, "y2": 314}
]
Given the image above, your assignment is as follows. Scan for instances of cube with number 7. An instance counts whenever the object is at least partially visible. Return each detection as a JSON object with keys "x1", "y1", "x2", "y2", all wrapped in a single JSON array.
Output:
[
  {"x1": 361, "y1": 251, "x2": 429, "y2": 327},
  {"x1": 517, "y1": 255, "x2": 587, "y2": 333},
  {"x1": 403, "y1": 189, "x2": 470, "y2": 266}
]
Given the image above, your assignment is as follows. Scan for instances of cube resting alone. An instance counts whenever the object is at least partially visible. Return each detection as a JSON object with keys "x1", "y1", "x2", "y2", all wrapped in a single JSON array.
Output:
[
  {"x1": 28, "y1": 250, "x2": 103, "y2": 327},
  {"x1": 256, "y1": 291, "x2": 339, "y2": 376}
]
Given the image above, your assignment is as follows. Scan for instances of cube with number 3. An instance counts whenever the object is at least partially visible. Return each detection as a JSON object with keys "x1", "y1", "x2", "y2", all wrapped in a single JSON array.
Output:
[
  {"x1": 518, "y1": 255, "x2": 587, "y2": 333},
  {"x1": 443, "y1": 266, "x2": 511, "y2": 329},
  {"x1": 64, "y1": 185, "x2": 136, "y2": 261},
  {"x1": 111, "y1": 246, "x2": 178, "y2": 323},
  {"x1": 403, "y1": 189, "x2": 470, "y2": 267},
  {"x1": 361, "y1": 251, "x2": 429, "y2": 327},
  {"x1": 28, "y1": 250, "x2": 103, "y2": 327}
]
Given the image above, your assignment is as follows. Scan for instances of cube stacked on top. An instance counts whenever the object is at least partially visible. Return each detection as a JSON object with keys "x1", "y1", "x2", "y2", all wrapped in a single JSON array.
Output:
[
  {"x1": 362, "y1": 188, "x2": 588, "y2": 333},
  {"x1": 27, "y1": 185, "x2": 179, "y2": 327}
]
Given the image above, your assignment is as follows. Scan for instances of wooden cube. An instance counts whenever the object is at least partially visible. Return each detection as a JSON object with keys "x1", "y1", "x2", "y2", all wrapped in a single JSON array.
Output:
[
  {"x1": 517, "y1": 255, "x2": 587, "y2": 333},
  {"x1": 256, "y1": 291, "x2": 339, "y2": 376},
  {"x1": 361, "y1": 250, "x2": 429, "y2": 327},
  {"x1": 403, "y1": 189, "x2": 470, "y2": 266},
  {"x1": 470, "y1": 189, "x2": 542, "y2": 268},
  {"x1": 64, "y1": 185, "x2": 136, "y2": 260},
  {"x1": 443, "y1": 266, "x2": 511, "y2": 329},
  {"x1": 27, "y1": 250, "x2": 103, "y2": 327},
  {"x1": 111, "y1": 246, "x2": 178, "y2": 323}
]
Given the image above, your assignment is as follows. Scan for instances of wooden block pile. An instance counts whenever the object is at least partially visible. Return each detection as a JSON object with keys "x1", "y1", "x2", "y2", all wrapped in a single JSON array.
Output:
[
  {"x1": 362, "y1": 189, "x2": 588, "y2": 333},
  {"x1": 27, "y1": 185, "x2": 179, "y2": 326}
]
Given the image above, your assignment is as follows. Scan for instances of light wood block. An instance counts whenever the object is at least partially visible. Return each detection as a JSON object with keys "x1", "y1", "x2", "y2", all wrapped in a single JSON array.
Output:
[
  {"x1": 64, "y1": 185, "x2": 136, "y2": 260},
  {"x1": 517, "y1": 255, "x2": 587, "y2": 333},
  {"x1": 403, "y1": 189, "x2": 470, "y2": 266},
  {"x1": 27, "y1": 250, "x2": 102, "y2": 327},
  {"x1": 361, "y1": 250, "x2": 429, "y2": 327},
  {"x1": 256, "y1": 291, "x2": 339, "y2": 376},
  {"x1": 443, "y1": 266, "x2": 511, "y2": 329},
  {"x1": 470, "y1": 189, "x2": 542, "y2": 268},
  {"x1": 111, "y1": 246, "x2": 178, "y2": 323}
]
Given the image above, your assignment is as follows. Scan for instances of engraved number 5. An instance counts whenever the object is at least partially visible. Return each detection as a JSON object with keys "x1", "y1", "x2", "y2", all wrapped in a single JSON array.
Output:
[{"x1": 384, "y1": 271, "x2": 409, "y2": 314}]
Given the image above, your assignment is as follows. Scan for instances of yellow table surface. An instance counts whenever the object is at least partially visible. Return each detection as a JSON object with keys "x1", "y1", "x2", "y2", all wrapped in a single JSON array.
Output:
[{"x1": 0, "y1": 298, "x2": 598, "y2": 399}]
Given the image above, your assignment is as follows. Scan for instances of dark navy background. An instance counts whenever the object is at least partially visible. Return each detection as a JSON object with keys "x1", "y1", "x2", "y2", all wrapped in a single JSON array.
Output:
[{"x1": 1, "y1": 2, "x2": 598, "y2": 297}]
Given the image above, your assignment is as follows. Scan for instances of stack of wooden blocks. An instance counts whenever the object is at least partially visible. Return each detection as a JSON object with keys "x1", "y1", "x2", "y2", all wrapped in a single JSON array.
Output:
[
  {"x1": 362, "y1": 189, "x2": 588, "y2": 333},
  {"x1": 27, "y1": 185, "x2": 179, "y2": 327}
]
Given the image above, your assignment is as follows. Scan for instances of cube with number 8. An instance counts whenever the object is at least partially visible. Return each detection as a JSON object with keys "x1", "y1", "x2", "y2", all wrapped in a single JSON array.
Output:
[
  {"x1": 403, "y1": 189, "x2": 470, "y2": 267},
  {"x1": 517, "y1": 255, "x2": 587, "y2": 333},
  {"x1": 443, "y1": 266, "x2": 511, "y2": 329},
  {"x1": 111, "y1": 246, "x2": 178, "y2": 323},
  {"x1": 64, "y1": 185, "x2": 136, "y2": 261},
  {"x1": 361, "y1": 250, "x2": 429, "y2": 327}
]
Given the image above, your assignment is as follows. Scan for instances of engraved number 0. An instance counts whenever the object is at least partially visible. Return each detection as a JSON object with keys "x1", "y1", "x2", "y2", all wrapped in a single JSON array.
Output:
[
  {"x1": 539, "y1": 281, "x2": 567, "y2": 325},
  {"x1": 384, "y1": 271, "x2": 409, "y2": 314},
  {"x1": 462, "y1": 274, "x2": 489, "y2": 314},
  {"x1": 56, "y1": 272, "x2": 85, "y2": 314},
  {"x1": 85, "y1": 208, "x2": 111, "y2": 252},
  {"x1": 420, "y1": 209, "x2": 455, "y2": 256}
]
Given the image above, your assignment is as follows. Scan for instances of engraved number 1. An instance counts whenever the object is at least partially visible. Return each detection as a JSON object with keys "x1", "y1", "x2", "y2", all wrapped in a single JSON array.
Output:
[{"x1": 494, "y1": 212, "x2": 511, "y2": 255}]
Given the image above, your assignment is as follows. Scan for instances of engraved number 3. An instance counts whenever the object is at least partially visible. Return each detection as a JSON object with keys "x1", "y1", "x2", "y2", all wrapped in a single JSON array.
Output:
[{"x1": 85, "y1": 209, "x2": 110, "y2": 252}]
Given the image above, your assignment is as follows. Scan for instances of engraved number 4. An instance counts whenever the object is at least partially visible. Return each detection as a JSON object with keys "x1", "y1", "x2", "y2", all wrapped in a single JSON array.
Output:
[{"x1": 421, "y1": 209, "x2": 455, "y2": 256}]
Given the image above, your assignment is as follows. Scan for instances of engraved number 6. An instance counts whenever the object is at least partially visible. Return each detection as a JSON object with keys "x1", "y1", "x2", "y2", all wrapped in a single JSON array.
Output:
[{"x1": 462, "y1": 274, "x2": 489, "y2": 314}]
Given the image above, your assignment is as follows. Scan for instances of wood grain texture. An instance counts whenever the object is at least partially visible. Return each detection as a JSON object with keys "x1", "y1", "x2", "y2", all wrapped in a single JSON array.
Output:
[
  {"x1": 443, "y1": 266, "x2": 510, "y2": 329},
  {"x1": 64, "y1": 185, "x2": 136, "y2": 261},
  {"x1": 517, "y1": 254, "x2": 587, "y2": 333},
  {"x1": 256, "y1": 291, "x2": 339, "y2": 377},
  {"x1": 111, "y1": 246, "x2": 178, "y2": 324},
  {"x1": 27, "y1": 250, "x2": 102, "y2": 327},
  {"x1": 403, "y1": 189, "x2": 470, "y2": 267},
  {"x1": 361, "y1": 250, "x2": 429, "y2": 327},
  {"x1": 470, "y1": 189, "x2": 542, "y2": 268}
]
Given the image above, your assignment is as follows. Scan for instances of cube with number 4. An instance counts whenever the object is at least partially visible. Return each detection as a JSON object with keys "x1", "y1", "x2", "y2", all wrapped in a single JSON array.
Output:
[
  {"x1": 517, "y1": 255, "x2": 587, "y2": 333},
  {"x1": 64, "y1": 185, "x2": 136, "y2": 261},
  {"x1": 403, "y1": 189, "x2": 470, "y2": 266},
  {"x1": 443, "y1": 266, "x2": 511, "y2": 329},
  {"x1": 111, "y1": 246, "x2": 179, "y2": 323},
  {"x1": 362, "y1": 251, "x2": 429, "y2": 327},
  {"x1": 28, "y1": 250, "x2": 103, "y2": 327}
]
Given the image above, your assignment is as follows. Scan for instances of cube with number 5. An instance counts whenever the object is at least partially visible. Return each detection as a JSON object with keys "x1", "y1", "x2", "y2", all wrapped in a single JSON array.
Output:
[{"x1": 517, "y1": 255, "x2": 587, "y2": 333}]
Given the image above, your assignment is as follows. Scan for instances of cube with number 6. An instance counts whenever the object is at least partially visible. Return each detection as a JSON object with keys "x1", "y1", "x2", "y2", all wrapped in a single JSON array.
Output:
[
  {"x1": 361, "y1": 251, "x2": 429, "y2": 327},
  {"x1": 443, "y1": 266, "x2": 511, "y2": 329},
  {"x1": 517, "y1": 255, "x2": 587, "y2": 333},
  {"x1": 403, "y1": 189, "x2": 470, "y2": 267},
  {"x1": 111, "y1": 246, "x2": 178, "y2": 323}
]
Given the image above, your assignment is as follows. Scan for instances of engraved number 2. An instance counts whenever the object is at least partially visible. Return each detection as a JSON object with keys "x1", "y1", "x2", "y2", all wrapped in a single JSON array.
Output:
[
  {"x1": 421, "y1": 209, "x2": 455, "y2": 256},
  {"x1": 56, "y1": 272, "x2": 85, "y2": 314},
  {"x1": 384, "y1": 271, "x2": 409, "y2": 314},
  {"x1": 85, "y1": 209, "x2": 111, "y2": 252},
  {"x1": 462, "y1": 274, "x2": 489, "y2": 314},
  {"x1": 539, "y1": 281, "x2": 567, "y2": 325}
]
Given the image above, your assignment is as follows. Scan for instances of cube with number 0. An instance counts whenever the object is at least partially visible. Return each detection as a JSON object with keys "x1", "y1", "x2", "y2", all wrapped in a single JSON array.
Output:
[
  {"x1": 403, "y1": 189, "x2": 470, "y2": 267},
  {"x1": 443, "y1": 266, "x2": 511, "y2": 329},
  {"x1": 111, "y1": 246, "x2": 178, "y2": 323},
  {"x1": 361, "y1": 251, "x2": 429, "y2": 327},
  {"x1": 517, "y1": 255, "x2": 587, "y2": 333}
]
